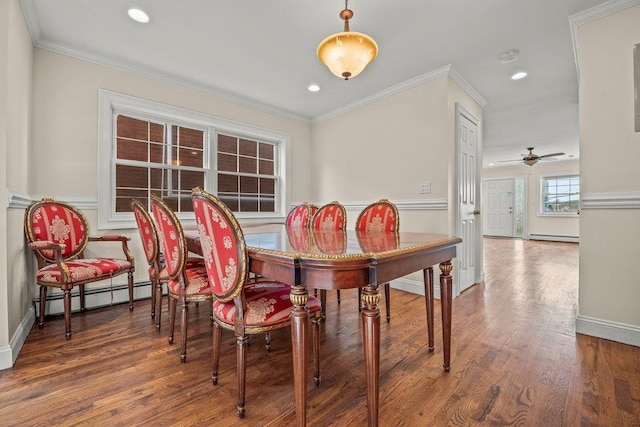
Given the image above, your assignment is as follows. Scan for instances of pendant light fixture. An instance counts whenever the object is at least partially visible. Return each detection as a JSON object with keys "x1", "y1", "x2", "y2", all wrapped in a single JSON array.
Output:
[{"x1": 317, "y1": 0, "x2": 378, "y2": 80}]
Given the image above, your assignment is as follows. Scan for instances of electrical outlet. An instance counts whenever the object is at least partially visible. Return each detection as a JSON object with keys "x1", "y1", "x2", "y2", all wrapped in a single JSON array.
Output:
[{"x1": 419, "y1": 181, "x2": 431, "y2": 194}]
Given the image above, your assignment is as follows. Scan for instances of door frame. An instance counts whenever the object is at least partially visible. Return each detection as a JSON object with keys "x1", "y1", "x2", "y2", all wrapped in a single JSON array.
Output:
[{"x1": 454, "y1": 103, "x2": 483, "y2": 296}]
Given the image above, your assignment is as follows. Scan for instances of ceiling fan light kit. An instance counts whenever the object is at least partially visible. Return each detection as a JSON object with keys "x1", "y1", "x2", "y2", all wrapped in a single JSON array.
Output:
[
  {"x1": 317, "y1": 0, "x2": 378, "y2": 80},
  {"x1": 500, "y1": 147, "x2": 566, "y2": 166}
]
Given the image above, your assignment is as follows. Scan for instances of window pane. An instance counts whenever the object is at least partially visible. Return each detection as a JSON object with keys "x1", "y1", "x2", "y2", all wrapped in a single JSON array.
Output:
[
  {"x1": 239, "y1": 196, "x2": 258, "y2": 212},
  {"x1": 149, "y1": 142, "x2": 164, "y2": 163},
  {"x1": 218, "y1": 174, "x2": 238, "y2": 193},
  {"x1": 543, "y1": 175, "x2": 580, "y2": 213},
  {"x1": 220, "y1": 195, "x2": 239, "y2": 211},
  {"x1": 117, "y1": 138, "x2": 147, "y2": 161},
  {"x1": 260, "y1": 178, "x2": 275, "y2": 195},
  {"x1": 239, "y1": 156, "x2": 257, "y2": 174},
  {"x1": 179, "y1": 127, "x2": 204, "y2": 149},
  {"x1": 178, "y1": 147, "x2": 203, "y2": 168},
  {"x1": 260, "y1": 199, "x2": 275, "y2": 212},
  {"x1": 218, "y1": 134, "x2": 237, "y2": 154},
  {"x1": 240, "y1": 176, "x2": 258, "y2": 193},
  {"x1": 180, "y1": 170, "x2": 205, "y2": 191},
  {"x1": 218, "y1": 153, "x2": 237, "y2": 172},
  {"x1": 150, "y1": 122, "x2": 165, "y2": 143},
  {"x1": 116, "y1": 165, "x2": 148, "y2": 188},
  {"x1": 259, "y1": 159, "x2": 274, "y2": 175},
  {"x1": 259, "y1": 142, "x2": 274, "y2": 160},
  {"x1": 117, "y1": 115, "x2": 148, "y2": 140},
  {"x1": 239, "y1": 138, "x2": 257, "y2": 157}
]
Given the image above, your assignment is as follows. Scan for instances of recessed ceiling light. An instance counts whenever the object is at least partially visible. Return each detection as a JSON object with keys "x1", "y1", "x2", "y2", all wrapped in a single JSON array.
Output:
[
  {"x1": 308, "y1": 84, "x2": 320, "y2": 93},
  {"x1": 498, "y1": 49, "x2": 519, "y2": 64},
  {"x1": 128, "y1": 8, "x2": 149, "y2": 23},
  {"x1": 511, "y1": 71, "x2": 528, "y2": 80}
]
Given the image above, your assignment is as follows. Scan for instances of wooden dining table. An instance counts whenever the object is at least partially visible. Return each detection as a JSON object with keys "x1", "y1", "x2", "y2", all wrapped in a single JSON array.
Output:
[{"x1": 185, "y1": 223, "x2": 461, "y2": 427}]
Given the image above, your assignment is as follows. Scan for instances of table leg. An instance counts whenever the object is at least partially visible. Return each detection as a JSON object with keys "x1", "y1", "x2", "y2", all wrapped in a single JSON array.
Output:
[
  {"x1": 439, "y1": 261, "x2": 453, "y2": 371},
  {"x1": 423, "y1": 267, "x2": 434, "y2": 351},
  {"x1": 290, "y1": 285, "x2": 309, "y2": 427},
  {"x1": 361, "y1": 285, "x2": 381, "y2": 427}
]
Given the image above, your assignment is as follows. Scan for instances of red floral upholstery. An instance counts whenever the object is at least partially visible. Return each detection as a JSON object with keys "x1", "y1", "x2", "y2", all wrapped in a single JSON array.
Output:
[
  {"x1": 311, "y1": 201, "x2": 346, "y2": 230},
  {"x1": 355, "y1": 199, "x2": 399, "y2": 232},
  {"x1": 191, "y1": 187, "x2": 322, "y2": 419},
  {"x1": 151, "y1": 195, "x2": 212, "y2": 362},
  {"x1": 213, "y1": 280, "x2": 322, "y2": 327},
  {"x1": 286, "y1": 203, "x2": 316, "y2": 228},
  {"x1": 24, "y1": 198, "x2": 135, "y2": 340}
]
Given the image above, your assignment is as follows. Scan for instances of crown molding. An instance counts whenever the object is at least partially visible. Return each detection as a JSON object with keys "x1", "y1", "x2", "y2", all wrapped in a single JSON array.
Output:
[
  {"x1": 569, "y1": 0, "x2": 640, "y2": 80},
  {"x1": 313, "y1": 65, "x2": 486, "y2": 124}
]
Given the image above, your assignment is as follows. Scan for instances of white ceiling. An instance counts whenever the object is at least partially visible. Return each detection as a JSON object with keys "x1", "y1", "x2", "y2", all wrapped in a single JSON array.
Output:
[{"x1": 20, "y1": 0, "x2": 610, "y2": 167}]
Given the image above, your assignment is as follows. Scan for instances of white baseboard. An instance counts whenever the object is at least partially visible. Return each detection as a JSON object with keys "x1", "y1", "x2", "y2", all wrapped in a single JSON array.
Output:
[
  {"x1": 0, "y1": 306, "x2": 35, "y2": 370},
  {"x1": 391, "y1": 277, "x2": 441, "y2": 299},
  {"x1": 529, "y1": 234, "x2": 579, "y2": 243},
  {"x1": 576, "y1": 315, "x2": 640, "y2": 347}
]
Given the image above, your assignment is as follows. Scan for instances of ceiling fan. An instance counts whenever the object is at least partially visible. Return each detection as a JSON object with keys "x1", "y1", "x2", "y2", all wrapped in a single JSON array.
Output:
[{"x1": 500, "y1": 147, "x2": 565, "y2": 166}]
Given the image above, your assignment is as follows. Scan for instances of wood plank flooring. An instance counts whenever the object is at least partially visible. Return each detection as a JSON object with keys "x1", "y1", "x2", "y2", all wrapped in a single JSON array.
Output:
[{"x1": 1, "y1": 238, "x2": 639, "y2": 426}]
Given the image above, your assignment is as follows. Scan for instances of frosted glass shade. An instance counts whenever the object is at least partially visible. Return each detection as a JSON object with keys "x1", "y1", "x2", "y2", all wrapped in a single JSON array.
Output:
[{"x1": 317, "y1": 31, "x2": 378, "y2": 80}]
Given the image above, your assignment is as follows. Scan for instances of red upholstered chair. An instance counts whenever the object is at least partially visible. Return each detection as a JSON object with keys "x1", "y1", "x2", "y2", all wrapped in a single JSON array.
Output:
[
  {"x1": 191, "y1": 187, "x2": 322, "y2": 419},
  {"x1": 355, "y1": 199, "x2": 399, "y2": 322},
  {"x1": 24, "y1": 198, "x2": 135, "y2": 340},
  {"x1": 150, "y1": 194, "x2": 212, "y2": 362},
  {"x1": 311, "y1": 201, "x2": 347, "y2": 318},
  {"x1": 131, "y1": 199, "x2": 169, "y2": 330},
  {"x1": 285, "y1": 202, "x2": 317, "y2": 229}
]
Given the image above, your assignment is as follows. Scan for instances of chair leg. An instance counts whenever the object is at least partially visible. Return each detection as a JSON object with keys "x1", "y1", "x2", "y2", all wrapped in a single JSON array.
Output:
[
  {"x1": 63, "y1": 289, "x2": 72, "y2": 340},
  {"x1": 312, "y1": 313, "x2": 321, "y2": 387},
  {"x1": 155, "y1": 282, "x2": 163, "y2": 330},
  {"x1": 180, "y1": 298, "x2": 189, "y2": 363},
  {"x1": 236, "y1": 334, "x2": 249, "y2": 419},
  {"x1": 320, "y1": 290, "x2": 327, "y2": 321},
  {"x1": 168, "y1": 296, "x2": 176, "y2": 344},
  {"x1": 128, "y1": 271, "x2": 134, "y2": 311},
  {"x1": 384, "y1": 283, "x2": 391, "y2": 323},
  {"x1": 212, "y1": 322, "x2": 222, "y2": 385},
  {"x1": 38, "y1": 286, "x2": 47, "y2": 329},
  {"x1": 79, "y1": 285, "x2": 86, "y2": 312},
  {"x1": 150, "y1": 280, "x2": 156, "y2": 319},
  {"x1": 358, "y1": 288, "x2": 362, "y2": 312},
  {"x1": 265, "y1": 332, "x2": 272, "y2": 352},
  {"x1": 337, "y1": 289, "x2": 341, "y2": 304}
]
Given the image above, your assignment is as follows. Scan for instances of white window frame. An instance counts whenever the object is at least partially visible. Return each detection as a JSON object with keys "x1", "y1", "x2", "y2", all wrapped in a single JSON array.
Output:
[
  {"x1": 539, "y1": 174, "x2": 580, "y2": 217},
  {"x1": 98, "y1": 89, "x2": 290, "y2": 229}
]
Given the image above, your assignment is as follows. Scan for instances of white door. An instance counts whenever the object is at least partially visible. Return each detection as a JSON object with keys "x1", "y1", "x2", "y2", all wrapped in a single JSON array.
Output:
[
  {"x1": 484, "y1": 179, "x2": 514, "y2": 237},
  {"x1": 456, "y1": 105, "x2": 481, "y2": 294}
]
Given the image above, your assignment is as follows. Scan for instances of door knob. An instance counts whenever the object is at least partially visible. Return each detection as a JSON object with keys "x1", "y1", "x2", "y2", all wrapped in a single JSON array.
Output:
[{"x1": 473, "y1": 209, "x2": 480, "y2": 215}]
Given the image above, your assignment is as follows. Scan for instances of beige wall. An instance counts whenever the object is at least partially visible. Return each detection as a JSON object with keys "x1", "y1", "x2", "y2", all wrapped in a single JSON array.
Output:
[
  {"x1": 483, "y1": 159, "x2": 580, "y2": 239},
  {"x1": 29, "y1": 49, "x2": 314, "y2": 288},
  {"x1": 1, "y1": 0, "x2": 33, "y2": 364},
  {"x1": 576, "y1": 4, "x2": 640, "y2": 337},
  {"x1": 311, "y1": 76, "x2": 482, "y2": 234}
]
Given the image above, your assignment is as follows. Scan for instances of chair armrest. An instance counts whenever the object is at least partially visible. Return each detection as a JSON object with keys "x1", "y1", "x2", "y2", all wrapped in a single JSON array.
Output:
[
  {"x1": 88, "y1": 235, "x2": 135, "y2": 267},
  {"x1": 28, "y1": 240, "x2": 66, "y2": 252},
  {"x1": 89, "y1": 235, "x2": 130, "y2": 242},
  {"x1": 28, "y1": 241, "x2": 71, "y2": 281}
]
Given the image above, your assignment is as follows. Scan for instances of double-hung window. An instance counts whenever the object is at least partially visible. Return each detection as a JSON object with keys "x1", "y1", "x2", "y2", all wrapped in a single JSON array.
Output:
[
  {"x1": 98, "y1": 90, "x2": 289, "y2": 229},
  {"x1": 540, "y1": 175, "x2": 580, "y2": 215}
]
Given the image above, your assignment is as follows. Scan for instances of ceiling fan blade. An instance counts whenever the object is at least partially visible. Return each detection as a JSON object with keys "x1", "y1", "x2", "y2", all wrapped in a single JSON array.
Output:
[
  {"x1": 537, "y1": 152, "x2": 565, "y2": 159},
  {"x1": 498, "y1": 159, "x2": 525, "y2": 163}
]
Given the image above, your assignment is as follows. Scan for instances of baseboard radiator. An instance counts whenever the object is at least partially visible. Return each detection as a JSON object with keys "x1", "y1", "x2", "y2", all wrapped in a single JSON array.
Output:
[{"x1": 529, "y1": 234, "x2": 579, "y2": 243}]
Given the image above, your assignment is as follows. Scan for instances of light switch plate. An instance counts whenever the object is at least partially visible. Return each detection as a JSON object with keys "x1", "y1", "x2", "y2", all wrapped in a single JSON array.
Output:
[{"x1": 419, "y1": 181, "x2": 431, "y2": 194}]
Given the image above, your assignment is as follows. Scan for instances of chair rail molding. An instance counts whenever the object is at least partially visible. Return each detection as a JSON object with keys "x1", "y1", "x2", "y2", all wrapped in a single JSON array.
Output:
[
  {"x1": 581, "y1": 191, "x2": 640, "y2": 209},
  {"x1": 7, "y1": 189, "x2": 97, "y2": 210},
  {"x1": 343, "y1": 199, "x2": 448, "y2": 212}
]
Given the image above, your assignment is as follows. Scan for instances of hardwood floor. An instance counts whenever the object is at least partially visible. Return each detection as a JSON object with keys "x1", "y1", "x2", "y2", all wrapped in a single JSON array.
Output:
[{"x1": 1, "y1": 238, "x2": 639, "y2": 426}]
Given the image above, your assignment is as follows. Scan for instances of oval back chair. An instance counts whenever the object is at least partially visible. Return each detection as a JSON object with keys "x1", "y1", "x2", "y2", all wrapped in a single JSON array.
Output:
[
  {"x1": 150, "y1": 194, "x2": 211, "y2": 362},
  {"x1": 24, "y1": 198, "x2": 135, "y2": 339},
  {"x1": 191, "y1": 187, "x2": 322, "y2": 419}
]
